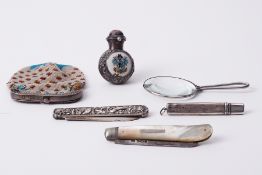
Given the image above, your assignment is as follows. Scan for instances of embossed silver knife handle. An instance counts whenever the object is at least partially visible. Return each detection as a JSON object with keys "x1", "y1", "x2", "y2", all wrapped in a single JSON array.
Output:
[
  {"x1": 160, "y1": 102, "x2": 244, "y2": 115},
  {"x1": 105, "y1": 124, "x2": 213, "y2": 144},
  {"x1": 53, "y1": 105, "x2": 149, "y2": 121}
]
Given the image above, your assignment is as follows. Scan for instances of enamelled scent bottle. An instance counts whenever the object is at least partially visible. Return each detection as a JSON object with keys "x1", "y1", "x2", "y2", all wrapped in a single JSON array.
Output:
[{"x1": 98, "y1": 30, "x2": 134, "y2": 84}]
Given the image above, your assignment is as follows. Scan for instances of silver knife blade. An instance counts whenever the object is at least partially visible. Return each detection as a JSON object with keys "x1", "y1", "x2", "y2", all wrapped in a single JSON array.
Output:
[{"x1": 114, "y1": 139, "x2": 199, "y2": 147}]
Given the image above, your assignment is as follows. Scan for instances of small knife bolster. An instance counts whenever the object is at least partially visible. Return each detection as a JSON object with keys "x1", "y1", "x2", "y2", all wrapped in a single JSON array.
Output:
[{"x1": 105, "y1": 127, "x2": 119, "y2": 141}]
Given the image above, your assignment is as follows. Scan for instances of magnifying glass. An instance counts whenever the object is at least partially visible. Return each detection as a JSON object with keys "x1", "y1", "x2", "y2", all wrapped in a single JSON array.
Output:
[{"x1": 143, "y1": 76, "x2": 249, "y2": 98}]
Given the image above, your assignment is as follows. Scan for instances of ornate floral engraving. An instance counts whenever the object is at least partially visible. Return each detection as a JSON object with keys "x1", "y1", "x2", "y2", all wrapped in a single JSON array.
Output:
[{"x1": 53, "y1": 105, "x2": 148, "y2": 120}]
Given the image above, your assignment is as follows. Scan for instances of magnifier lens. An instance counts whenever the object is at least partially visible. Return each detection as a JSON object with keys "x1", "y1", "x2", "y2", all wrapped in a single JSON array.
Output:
[{"x1": 143, "y1": 77, "x2": 197, "y2": 98}]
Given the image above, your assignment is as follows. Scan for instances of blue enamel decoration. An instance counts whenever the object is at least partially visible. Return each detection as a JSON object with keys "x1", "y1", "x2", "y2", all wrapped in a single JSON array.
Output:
[{"x1": 112, "y1": 54, "x2": 129, "y2": 74}]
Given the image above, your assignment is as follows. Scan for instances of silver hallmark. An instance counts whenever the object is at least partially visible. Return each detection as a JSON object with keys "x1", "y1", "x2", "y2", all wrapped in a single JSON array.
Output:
[
  {"x1": 105, "y1": 124, "x2": 213, "y2": 147},
  {"x1": 53, "y1": 105, "x2": 149, "y2": 121},
  {"x1": 160, "y1": 102, "x2": 244, "y2": 115}
]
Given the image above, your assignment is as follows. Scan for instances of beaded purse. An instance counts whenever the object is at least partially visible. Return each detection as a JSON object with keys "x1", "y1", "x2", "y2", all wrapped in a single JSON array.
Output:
[{"x1": 7, "y1": 63, "x2": 86, "y2": 103}]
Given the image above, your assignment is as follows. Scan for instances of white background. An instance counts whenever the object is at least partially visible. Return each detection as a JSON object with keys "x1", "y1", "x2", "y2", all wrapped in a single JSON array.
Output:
[{"x1": 0, "y1": 0, "x2": 261, "y2": 174}]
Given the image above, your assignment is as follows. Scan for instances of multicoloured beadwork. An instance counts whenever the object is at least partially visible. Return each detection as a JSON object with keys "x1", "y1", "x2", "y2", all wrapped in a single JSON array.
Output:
[{"x1": 7, "y1": 63, "x2": 86, "y2": 96}]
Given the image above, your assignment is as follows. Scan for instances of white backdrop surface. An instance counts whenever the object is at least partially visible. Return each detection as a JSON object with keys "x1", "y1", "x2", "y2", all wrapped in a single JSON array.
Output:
[{"x1": 0, "y1": 0, "x2": 261, "y2": 175}]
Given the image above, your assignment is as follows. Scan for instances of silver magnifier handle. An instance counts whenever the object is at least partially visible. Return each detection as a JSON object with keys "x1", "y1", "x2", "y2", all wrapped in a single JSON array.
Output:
[{"x1": 197, "y1": 82, "x2": 249, "y2": 91}]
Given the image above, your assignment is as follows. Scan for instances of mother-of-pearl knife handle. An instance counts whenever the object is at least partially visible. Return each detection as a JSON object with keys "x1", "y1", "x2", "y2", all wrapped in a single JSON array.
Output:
[
  {"x1": 53, "y1": 105, "x2": 148, "y2": 121},
  {"x1": 105, "y1": 124, "x2": 212, "y2": 144}
]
